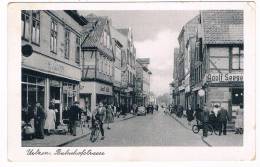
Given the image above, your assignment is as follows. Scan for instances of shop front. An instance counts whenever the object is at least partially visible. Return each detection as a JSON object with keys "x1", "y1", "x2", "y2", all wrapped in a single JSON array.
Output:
[
  {"x1": 22, "y1": 52, "x2": 81, "y2": 125},
  {"x1": 80, "y1": 81, "x2": 113, "y2": 112},
  {"x1": 113, "y1": 86, "x2": 121, "y2": 108},
  {"x1": 204, "y1": 72, "x2": 244, "y2": 130}
]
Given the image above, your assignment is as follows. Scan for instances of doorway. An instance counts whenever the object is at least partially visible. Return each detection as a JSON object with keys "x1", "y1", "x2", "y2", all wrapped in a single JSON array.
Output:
[{"x1": 50, "y1": 86, "x2": 61, "y2": 126}]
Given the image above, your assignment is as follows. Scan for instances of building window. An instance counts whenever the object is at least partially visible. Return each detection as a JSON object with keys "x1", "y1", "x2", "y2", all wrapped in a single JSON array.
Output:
[
  {"x1": 22, "y1": 74, "x2": 45, "y2": 109},
  {"x1": 31, "y1": 10, "x2": 40, "y2": 45},
  {"x1": 232, "y1": 88, "x2": 243, "y2": 105},
  {"x1": 64, "y1": 29, "x2": 70, "y2": 59},
  {"x1": 50, "y1": 20, "x2": 57, "y2": 53},
  {"x1": 98, "y1": 58, "x2": 102, "y2": 73},
  {"x1": 232, "y1": 47, "x2": 244, "y2": 70},
  {"x1": 75, "y1": 36, "x2": 80, "y2": 64},
  {"x1": 103, "y1": 31, "x2": 107, "y2": 47},
  {"x1": 21, "y1": 10, "x2": 30, "y2": 40}
]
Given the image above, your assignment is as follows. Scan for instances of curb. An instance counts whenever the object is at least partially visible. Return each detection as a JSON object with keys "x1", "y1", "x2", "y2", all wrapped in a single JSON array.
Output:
[
  {"x1": 57, "y1": 115, "x2": 137, "y2": 146},
  {"x1": 57, "y1": 133, "x2": 90, "y2": 147}
]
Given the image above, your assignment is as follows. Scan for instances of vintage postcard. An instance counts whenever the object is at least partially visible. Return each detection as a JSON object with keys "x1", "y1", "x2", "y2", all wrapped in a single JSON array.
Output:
[{"x1": 7, "y1": 1, "x2": 255, "y2": 162}]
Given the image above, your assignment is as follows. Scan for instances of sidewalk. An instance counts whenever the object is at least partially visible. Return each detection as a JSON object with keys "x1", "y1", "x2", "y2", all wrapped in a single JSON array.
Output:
[
  {"x1": 168, "y1": 113, "x2": 243, "y2": 146},
  {"x1": 22, "y1": 113, "x2": 136, "y2": 147}
]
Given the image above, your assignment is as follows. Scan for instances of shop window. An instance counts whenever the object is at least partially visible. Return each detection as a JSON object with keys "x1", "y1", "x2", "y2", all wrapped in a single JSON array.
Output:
[
  {"x1": 232, "y1": 47, "x2": 244, "y2": 70},
  {"x1": 64, "y1": 29, "x2": 70, "y2": 59},
  {"x1": 21, "y1": 10, "x2": 30, "y2": 40},
  {"x1": 22, "y1": 74, "x2": 45, "y2": 108},
  {"x1": 75, "y1": 36, "x2": 80, "y2": 64},
  {"x1": 50, "y1": 20, "x2": 58, "y2": 53},
  {"x1": 31, "y1": 10, "x2": 40, "y2": 45},
  {"x1": 232, "y1": 88, "x2": 243, "y2": 105}
]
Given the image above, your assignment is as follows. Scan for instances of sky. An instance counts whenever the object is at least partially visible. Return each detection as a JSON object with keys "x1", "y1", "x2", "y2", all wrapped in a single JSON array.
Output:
[{"x1": 79, "y1": 10, "x2": 199, "y2": 96}]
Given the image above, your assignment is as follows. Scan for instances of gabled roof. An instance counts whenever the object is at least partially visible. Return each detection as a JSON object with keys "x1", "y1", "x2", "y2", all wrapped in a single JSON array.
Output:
[
  {"x1": 81, "y1": 14, "x2": 113, "y2": 58},
  {"x1": 201, "y1": 10, "x2": 243, "y2": 44}
]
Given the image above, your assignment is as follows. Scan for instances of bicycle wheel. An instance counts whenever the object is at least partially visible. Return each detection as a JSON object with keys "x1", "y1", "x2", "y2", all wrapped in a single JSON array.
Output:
[
  {"x1": 192, "y1": 125, "x2": 200, "y2": 134},
  {"x1": 206, "y1": 124, "x2": 214, "y2": 135}
]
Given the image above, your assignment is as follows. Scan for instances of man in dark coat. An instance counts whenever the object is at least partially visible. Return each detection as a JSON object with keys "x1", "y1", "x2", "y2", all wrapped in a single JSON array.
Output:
[
  {"x1": 194, "y1": 104, "x2": 202, "y2": 124},
  {"x1": 34, "y1": 102, "x2": 46, "y2": 139},
  {"x1": 68, "y1": 101, "x2": 82, "y2": 136},
  {"x1": 217, "y1": 107, "x2": 229, "y2": 136},
  {"x1": 201, "y1": 105, "x2": 210, "y2": 137}
]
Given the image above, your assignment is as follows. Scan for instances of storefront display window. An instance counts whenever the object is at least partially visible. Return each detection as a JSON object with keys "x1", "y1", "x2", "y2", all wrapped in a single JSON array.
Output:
[
  {"x1": 232, "y1": 88, "x2": 243, "y2": 105},
  {"x1": 21, "y1": 74, "x2": 45, "y2": 108}
]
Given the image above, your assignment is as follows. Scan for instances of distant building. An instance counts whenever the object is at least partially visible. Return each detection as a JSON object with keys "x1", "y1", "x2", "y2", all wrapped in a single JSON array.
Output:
[
  {"x1": 21, "y1": 10, "x2": 86, "y2": 124},
  {"x1": 135, "y1": 58, "x2": 152, "y2": 106}
]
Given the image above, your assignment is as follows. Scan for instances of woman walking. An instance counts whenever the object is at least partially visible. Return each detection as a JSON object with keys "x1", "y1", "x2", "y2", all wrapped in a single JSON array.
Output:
[
  {"x1": 44, "y1": 104, "x2": 56, "y2": 135},
  {"x1": 105, "y1": 105, "x2": 114, "y2": 130}
]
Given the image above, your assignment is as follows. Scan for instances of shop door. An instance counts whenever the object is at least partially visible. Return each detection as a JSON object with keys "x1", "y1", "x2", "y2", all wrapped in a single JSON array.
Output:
[{"x1": 50, "y1": 86, "x2": 61, "y2": 126}]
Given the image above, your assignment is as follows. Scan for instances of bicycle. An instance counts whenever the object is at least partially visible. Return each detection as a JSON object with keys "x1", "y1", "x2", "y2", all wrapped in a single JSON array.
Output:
[
  {"x1": 192, "y1": 122, "x2": 218, "y2": 135},
  {"x1": 89, "y1": 119, "x2": 100, "y2": 142}
]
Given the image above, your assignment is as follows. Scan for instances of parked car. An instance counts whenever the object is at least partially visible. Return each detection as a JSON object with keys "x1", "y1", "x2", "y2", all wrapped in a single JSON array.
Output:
[{"x1": 137, "y1": 106, "x2": 147, "y2": 116}]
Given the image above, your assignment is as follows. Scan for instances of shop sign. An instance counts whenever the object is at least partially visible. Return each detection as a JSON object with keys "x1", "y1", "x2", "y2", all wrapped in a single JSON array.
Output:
[
  {"x1": 206, "y1": 73, "x2": 243, "y2": 83},
  {"x1": 100, "y1": 86, "x2": 110, "y2": 93},
  {"x1": 97, "y1": 83, "x2": 112, "y2": 96},
  {"x1": 48, "y1": 61, "x2": 65, "y2": 75}
]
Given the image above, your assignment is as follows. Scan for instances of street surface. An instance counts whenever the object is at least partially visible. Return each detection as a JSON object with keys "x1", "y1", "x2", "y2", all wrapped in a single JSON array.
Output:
[{"x1": 65, "y1": 108, "x2": 207, "y2": 147}]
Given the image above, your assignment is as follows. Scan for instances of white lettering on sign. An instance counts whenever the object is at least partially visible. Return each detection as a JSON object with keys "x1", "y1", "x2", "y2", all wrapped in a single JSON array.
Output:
[
  {"x1": 206, "y1": 73, "x2": 243, "y2": 82},
  {"x1": 48, "y1": 62, "x2": 64, "y2": 74}
]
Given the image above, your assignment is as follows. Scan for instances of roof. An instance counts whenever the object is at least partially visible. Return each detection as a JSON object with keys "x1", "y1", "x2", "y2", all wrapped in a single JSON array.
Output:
[
  {"x1": 64, "y1": 10, "x2": 88, "y2": 26},
  {"x1": 117, "y1": 28, "x2": 129, "y2": 36},
  {"x1": 81, "y1": 14, "x2": 113, "y2": 58},
  {"x1": 201, "y1": 10, "x2": 243, "y2": 44}
]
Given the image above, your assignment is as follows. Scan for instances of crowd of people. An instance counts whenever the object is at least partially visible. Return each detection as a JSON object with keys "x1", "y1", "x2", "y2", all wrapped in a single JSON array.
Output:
[
  {"x1": 21, "y1": 100, "x2": 141, "y2": 141},
  {"x1": 167, "y1": 103, "x2": 244, "y2": 137}
]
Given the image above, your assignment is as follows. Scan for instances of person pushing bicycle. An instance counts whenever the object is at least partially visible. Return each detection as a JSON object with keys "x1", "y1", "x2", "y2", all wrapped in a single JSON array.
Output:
[{"x1": 91, "y1": 102, "x2": 106, "y2": 140}]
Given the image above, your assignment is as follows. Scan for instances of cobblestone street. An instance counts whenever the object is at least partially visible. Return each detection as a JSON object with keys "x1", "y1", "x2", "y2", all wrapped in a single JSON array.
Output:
[{"x1": 65, "y1": 109, "x2": 207, "y2": 147}]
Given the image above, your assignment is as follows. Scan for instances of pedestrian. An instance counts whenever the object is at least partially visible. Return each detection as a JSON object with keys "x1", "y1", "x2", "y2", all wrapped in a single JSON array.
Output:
[
  {"x1": 34, "y1": 102, "x2": 46, "y2": 139},
  {"x1": 86, "y1": 106, "x2": 91, "y2": 128},
  {"x1": 186, "y1": 105, "x2": 194, "y2": 126},
  {"x1": 116, "y1": 104, "x2": 121, "y2": 118},
  {"x1": 194, "y1": 104, "x2": 202, "y2": 125},
  {"x1": 209, "y1": 111, "x2": 217, "y2": 130},
  {"x1": 217, "y1": 106, "x2": 230, "y2": 136},
  {"x1": 105, "y1": 104, "x2": 114, "y2": 130},
  {"x1": 201, "y1": 105, "x2": 210, "y2": 137},
  {"x1": 68, "y1": 101, "x2": 82, "y2": 136},
  {"x1": 44, "y1": 104, "x2": 56, "y2": 135},
  {"x1": 92, "y1": 102, "x2": 106, "y2": 140},
  {"x1": 132, "y1": 104, "x2": 137, "y2": 115},
  {"x1": 235, "y1": 104, "x2": 243, "y2": 134}
]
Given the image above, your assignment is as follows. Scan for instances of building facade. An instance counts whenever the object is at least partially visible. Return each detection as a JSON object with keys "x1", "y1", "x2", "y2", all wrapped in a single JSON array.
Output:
[
  {"x1": 197, "y1": 10, "x2": 244, "y2": 130},
  {"x1": 80, "y1": 15, "x2": 114, "y2": 112},
  {"x1": 172, "y1": 10, "x2": 243, "y2": 130},
  {"x1": 176, "y1": 15, "x2": 200, "y2": 110},
  {"x1": 21, "y1": 10, "x2": 86, "y2": 124},
  {"x1": 135, "y1": 58, "x2": 152, "y2": 106},
  {"x1": 110, "y1": 26, "x2": 124, "y2": 108},
  {"x1": 117, "y1": 28, "x2": 136, "y2": 112}
]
